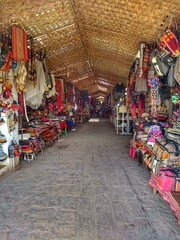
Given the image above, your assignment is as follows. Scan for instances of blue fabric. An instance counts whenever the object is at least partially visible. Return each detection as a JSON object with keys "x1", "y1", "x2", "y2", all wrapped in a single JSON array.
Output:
[
  {"x1": 82, "y1": 91, "x2": 89, "y2": 102},
  {"x1": 66, "y1": 119, "x2": 74, "y2": 127}
]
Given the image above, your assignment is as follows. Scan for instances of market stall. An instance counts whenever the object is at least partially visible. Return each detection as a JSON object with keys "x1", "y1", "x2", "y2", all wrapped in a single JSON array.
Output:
[
  {"x1": 0, "y1": 24, "x2": 92, "y2": 169},
  {"x1": 127, "y1": 21, "x2": 180, "y2": 223}
]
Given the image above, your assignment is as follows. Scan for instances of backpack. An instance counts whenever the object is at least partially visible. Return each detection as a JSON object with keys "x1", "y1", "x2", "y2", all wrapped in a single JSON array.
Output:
[
  {"x1": 151, "y1": 55, "x2": 169, "y2": 76},
  {"x1": 158, "y1": 50, "x2": 177, "y2": 66}
]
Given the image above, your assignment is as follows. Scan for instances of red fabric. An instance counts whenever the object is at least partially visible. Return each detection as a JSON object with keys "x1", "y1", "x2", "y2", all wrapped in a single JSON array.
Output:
[
  {"x1": 12, "y1": 26, "x2": 28, "y2": 61},
  {"x1": 59, "y1": 121, "x2": 67, "y2": 129},
  {"x1": 138, "y1": 94, "x2": 145, "y2": 116},
  {"x1": 130, "y1": 102, "x2": 136, "y2": 117},
  {"x1": 48, "y1": 102, "x2": 54, "y2": 112},
  {"x1": 55, "y1": 80, "x2": 62, "y2": 111},
  {"x1": 18, "y1": 92, "x2": 24, "y2": 117}
]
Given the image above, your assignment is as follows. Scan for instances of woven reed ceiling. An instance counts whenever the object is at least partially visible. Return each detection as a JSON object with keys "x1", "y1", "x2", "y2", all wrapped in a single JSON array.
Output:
[{"x1": 0, "y1": 0, "x2": 180, "y2": 95}]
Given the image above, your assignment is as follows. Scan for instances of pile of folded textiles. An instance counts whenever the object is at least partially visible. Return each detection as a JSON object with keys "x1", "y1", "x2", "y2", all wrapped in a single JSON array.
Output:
[
  {"x1": 129, "y1": 110, "x2": 180, "y2": 173},
  {"x1": 29, "y1": 119, "x2": 61, "y2": 147},
  {"x1": 40, "y1": 128, "x2": 54, "y2": 146},
  {"x1": 27, "y1": 128, "x2": 45, "y2": 153},
  {"x1": 46, "y1": 121, "x2": 61, "y2": 140},
  {"x1": 149, "y1": 171, "x2": 180, "y2": 224}
]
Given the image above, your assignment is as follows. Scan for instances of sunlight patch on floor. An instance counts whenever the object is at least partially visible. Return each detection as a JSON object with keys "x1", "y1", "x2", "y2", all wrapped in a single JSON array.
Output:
[{"x1": 89, "y1": 118, "x2": 100, "y2": 122}]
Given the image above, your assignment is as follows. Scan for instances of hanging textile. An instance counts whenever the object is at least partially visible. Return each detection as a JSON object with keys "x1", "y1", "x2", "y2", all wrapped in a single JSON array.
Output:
[
  {"x1": 82, "y1": 90, "x2": 89, "y2": 102},
  {"x1": 138, "y1": 94, "x2": 145, "y2": 116},
  {"x1": 14, "y1": 61, "x2": 27, "y2": 92},
  {"x1": 25, "y1": 60, "x2": 46, "y2": 109},
  {"x1": 59, "y1": 79, "x2": 64, "y2": 100},
  {"x1": 55, "y1": 80, "x2": 62, "y2": 111},
  {"x1": 18, "y1": 91, "x2": 25, "y2": 117},
  {"x1": 130, "y1": 102, "x2": 137, "y2": 117},
  {"x1": 6, "y1": 109, "x2": 15, "y2": 132},
  {"x1": 27, "y1": 37, "x2": 36, "y2": 84},
  {"x1": 66, "y1": 83, "x2": 73, "y2": 105},
  {"x1": 12, "y1": 25, "x2": 28, "y2": 62},
  {"x1": 142, "y1": 45, "x2": 150, "y2": 79},
  {"x1": 135, "y1": 76, "x2": 148, "y2": 93},
  {"x1": 47, "y1": 74, "x2": 56, "y2": 98},
  {"x1": 126, "y1": 86, "x2": 131, "y2": 109}
]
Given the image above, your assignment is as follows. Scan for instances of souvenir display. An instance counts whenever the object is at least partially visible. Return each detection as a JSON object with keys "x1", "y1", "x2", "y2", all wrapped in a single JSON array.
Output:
[{"x1": 124, "y1": 22, "x2": 180, "y2": 224}]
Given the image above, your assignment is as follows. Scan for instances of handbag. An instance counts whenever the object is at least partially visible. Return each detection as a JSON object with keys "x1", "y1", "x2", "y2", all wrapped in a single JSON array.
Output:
[
  {"x1": 161, "y1": 29, "x2": 180, "y2": 57},
  {"x1": 158, "y1": 49, "x2": 177, "y2": 66},
  {"x1": 150, "y1": 156, "x2": 161, "y2": 175},
  {"x1": 151, "y1": 52, "x2": 169, "y2": 76},
  {"x1": 157, "y1": 167, "x2": 178, "y2": 192},
  {"x1": 154, "y1": 138, "x2": 180, "y2": 163}
]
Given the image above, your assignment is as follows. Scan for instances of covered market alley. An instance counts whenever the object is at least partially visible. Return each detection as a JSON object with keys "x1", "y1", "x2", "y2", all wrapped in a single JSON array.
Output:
[{"x1": 0, "y1": 0, "x2": 180, "y2": 239}]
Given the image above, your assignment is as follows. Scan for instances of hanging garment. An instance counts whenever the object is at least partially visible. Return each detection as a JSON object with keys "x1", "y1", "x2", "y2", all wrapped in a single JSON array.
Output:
[
  {"x1": 25, "y1": 60, "x2": 46, "y2": 109},
  {"x1": 138, "y1": 94, "x2": 145, "y2": 116},
  {"x1": 66, "y1": 83, "x2": 74, "y2": 105},
  {"x1": 12, "y1": 25, "x2": 28, "y2": 62},
  {"x1": 60, "y1": 79, "x2": 64, "y2": 100},
  {"x1": 130, "y1": 102, "x2": 137, "y2": 117},
  {"x1": 138, "y1": 43, "x2": 146, "y2": 77},
  {"x1": 126, "y1": 87, "x2": 131, "y2": 109},
  {"x1": 55, "y1": 80, "x2": 62, "y2": 111},
  {"x1": 14, "y1": 61, "x2": 27, "y2": 92},
  {"x1": 82, "y1": 90, "x2": 89, "y2": 102},
  {"x1": 142, "y1": 45, "x2": 150, "y2": 79},
  {"x1": 6, "y1": 109, "x2": 15, "y2": 132},
  {"x1": 43, "y1": 59, "x2": 53, "y2": 91},
  {"x1": 18, "y1": 92, "x2": 25, "y2": 117},
  {"x1": 47, "y1": 74, "x2": 56, "y2": 98},
  {"x1": 129, "y1": 72, "x2": 135, "y2": 87},
  {"x1": 135, "y1": 76, "x2": 148, "y2": 93},
  {"x1": 27, "y1": 37, "x2": 36, "y2": 84}
]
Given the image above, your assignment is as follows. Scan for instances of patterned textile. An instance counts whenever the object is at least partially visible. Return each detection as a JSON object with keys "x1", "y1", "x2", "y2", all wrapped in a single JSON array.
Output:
[
  {"x1": 12, "y1": 26, "x2": 28, "y2": 62},
  {"x1": 18, "y1": 91, "x2": 25, "y2": 117},
  {"x1": 14, "y1": 61, "x2": 27, "y2": 92},
  {"x1": 55, "y1": 80, "x2": 62, "y2": 111},
  {"x1": 25, "y1": 60, "x2": 46, "y2": 109},
  {"x1": 27, "y1": 38, "x2": 36, "y2": 84}
]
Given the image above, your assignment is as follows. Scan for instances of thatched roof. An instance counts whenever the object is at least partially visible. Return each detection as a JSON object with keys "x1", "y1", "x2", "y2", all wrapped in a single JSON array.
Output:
[{"x1": 1, "y1": 0, "x2": 180, "y2": 95}]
